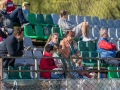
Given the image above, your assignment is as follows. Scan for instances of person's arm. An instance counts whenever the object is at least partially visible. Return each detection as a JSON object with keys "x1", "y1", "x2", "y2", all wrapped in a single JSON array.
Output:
[
  {"x1": 64, "y1": 20, "x2": 75, "y2": 29},
  {"x1": 98, "y1": 40, "x2": 115, "y2": 50},
  {"x1": 60, "y1": 40, "x2": 69, "y2": 58},
  {"x1": 111, "y1": 43, "x2": 117, "y2": 51},
  {"x1": 6, "y1": 39, "x2": 23, "y2": 56},
  {"x1": 41, "y1": 58, "x2": 57, "y2": 70}
]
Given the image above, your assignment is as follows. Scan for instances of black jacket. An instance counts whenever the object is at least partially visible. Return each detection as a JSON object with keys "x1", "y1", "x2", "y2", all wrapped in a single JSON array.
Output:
[{"x1": 0, "y1": 35, "x2": 23, "y2": 56}]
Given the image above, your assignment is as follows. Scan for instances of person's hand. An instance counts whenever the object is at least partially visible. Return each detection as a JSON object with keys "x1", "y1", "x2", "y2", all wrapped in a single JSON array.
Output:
[
  {"x1": 1, "y1": 28, "x2": 4, "y2": 31},
  {"x1": 57, "y1": 64, "x2": 62, "y2": 68},
  {"x1": 6, "y1": 54, "x2": 10, "y2": 56},
  {"x1": 22, "y1": 50, "x2": 25, "y2": 55}
]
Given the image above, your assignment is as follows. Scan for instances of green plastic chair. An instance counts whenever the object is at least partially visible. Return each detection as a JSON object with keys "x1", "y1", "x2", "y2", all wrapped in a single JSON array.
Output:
[
  {"x1": 35, "y1": 25, "x2": 48, "y2": 40},
  {"x1": 28, "y1": 13, "x2": 37, "y2": 25},
  {"x1": 108, "y1": 66, "x2": 119, "y2": 78},
  {"x1": 8, "y1": 66, "x2": 21, "y2": 79},
  {"x1": 36, "y1": 14, "x2": 49, "y2": 26},
  {"x1": 89, "y1": 51, "x2": 99, "y2": 67},
  {"x1": 19, "y1": 66, "x2": 32, "y2": 79},
  {"x1": 51, "y1": 27, "x2": 63, "y2": 38},
  {"x1": 43, "y1": 26, "x2": 51, "y2": 36},
  {"x1": 86, "y1": 41, "x2": 96, "y2": 51},
  {"x1": 44, "y1": 14, "x2": 54, "y2": 25},
  {"x1": 78, "y1": 41, "x2": 88, "y2": 51},
  {"x1": 81, "y1": 51, "x2": 91, "y2": 66},
  {"x1": 24, "y1": 25, "x2": 37, "y2": 39}
]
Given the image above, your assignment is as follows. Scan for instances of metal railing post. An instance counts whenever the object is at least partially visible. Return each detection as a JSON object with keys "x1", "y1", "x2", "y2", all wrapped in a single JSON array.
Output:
[
  {"x1": 35, "y1": 58, "x2": 38, "y2": 79},
  {"x1": 0, "y1": 58, "x2": 3, "y2": 90},
  {"x1": 97, "y1": 59, "x2": 100, "y2": 79}
]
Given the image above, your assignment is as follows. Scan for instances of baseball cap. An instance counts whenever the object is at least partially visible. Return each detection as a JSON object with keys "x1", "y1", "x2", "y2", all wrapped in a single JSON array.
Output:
[{"x1": 22, "y1": 2, "x2": 30, "y2": 7}]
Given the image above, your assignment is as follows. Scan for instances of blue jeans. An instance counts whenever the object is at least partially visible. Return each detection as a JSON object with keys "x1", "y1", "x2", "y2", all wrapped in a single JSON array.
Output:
[
  {"x1": 10, "y1": 8, "x2": 27, "y2": 24},
  {"x1": 51, "y1": 73, "x2": 64, "y2": 79}
]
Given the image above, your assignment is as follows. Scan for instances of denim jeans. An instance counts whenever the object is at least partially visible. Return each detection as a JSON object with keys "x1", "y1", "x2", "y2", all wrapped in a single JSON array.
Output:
[
  {"x1": 51, "y1": 72, "x2": 64, "y2": 79},
  {"x1": 10, "y1": 8, "x2": 27, "y2": 24}
]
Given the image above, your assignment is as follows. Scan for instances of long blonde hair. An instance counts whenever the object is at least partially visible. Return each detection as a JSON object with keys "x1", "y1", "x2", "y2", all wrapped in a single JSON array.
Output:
[
  {"x1": 45, "y1": 33, "x2": 59, "y2": 46},
  {"x1": 0, "y1": 0, "x2": 6, "y2": 10}
]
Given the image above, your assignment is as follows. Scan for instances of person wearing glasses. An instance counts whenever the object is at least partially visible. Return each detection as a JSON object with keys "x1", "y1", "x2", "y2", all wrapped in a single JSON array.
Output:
[{"x1": 97, "y1": 29, "x2": 120, "y2": 66}]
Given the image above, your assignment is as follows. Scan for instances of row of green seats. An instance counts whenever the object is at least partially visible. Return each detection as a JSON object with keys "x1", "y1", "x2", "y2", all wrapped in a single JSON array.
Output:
[
  {"x1": 28, "y1": 13, "x2": 57, "y2": 27},
  {"x1": 81, "y1": 51, "x2": 108, "y2": 67},
  {"x1": 108, "y1": 66, "x2": 120, "y2": 78},
  {"x1": 24, "y1": 25, "x2": 63, "y2": 40},
  {"x1": 78, "y1": 41, "x2": 97, "y2": 51},
  {"x1": 8, "y1": 66, "x2": 32, "y2": 79}
]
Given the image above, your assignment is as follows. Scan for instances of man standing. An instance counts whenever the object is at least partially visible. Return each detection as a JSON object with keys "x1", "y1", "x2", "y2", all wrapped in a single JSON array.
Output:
[{"x1": 0, "y1": 27, "x2": 24, "y2": 69}]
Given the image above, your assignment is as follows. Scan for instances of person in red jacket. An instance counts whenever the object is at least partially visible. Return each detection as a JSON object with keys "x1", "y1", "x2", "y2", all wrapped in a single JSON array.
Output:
[
  {"x1": 40, "y1": 44, "x2": 62, "y2": 79},
  {"x1": 6, "y1": 0, "x2": 16, "y2": 14}
]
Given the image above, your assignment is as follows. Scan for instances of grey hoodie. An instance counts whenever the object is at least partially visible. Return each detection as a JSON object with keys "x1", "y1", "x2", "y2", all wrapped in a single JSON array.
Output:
[{"x1": 58, "y1": 18, "x2": 76, "y2": 34}]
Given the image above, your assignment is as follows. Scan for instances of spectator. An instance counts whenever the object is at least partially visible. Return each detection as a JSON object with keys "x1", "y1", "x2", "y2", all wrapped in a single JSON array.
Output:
[
  {"x1": 0, "y1": 1, "x2": 13, "y2": 36},
  {"x1": 22, "y1": 2, "x2": 30, "y2": 21},
  {"x1": 0, "y1": 13, "x2": 8, "y2": 43},
  {"x1": 6, "y1": 0, "x2": 16, "y2": 14},
  {"x1": 58, "y1": 10, "x2": 91, "y2": 41},
  {"x1": 53, "y1": 43, "x2": 67, "y2": 69},
  {"x1": 45, "y1": 33, "x2": 59, "y2": 46},
  {"x1": 40, "y1": 44, "x2": 63, "y2": 79},
  {"x1": 71, "y1": 54, "x2": 96, "y2": 79},
  {"x1": 60, "y1": 31, "x2": 80, "y2": 58},
  {"x1": 0, "y1": 27, "x2": 24, "y2": 69},
  {"x1": 97, "y1": 29, "x2": 120, "y2": 66}
]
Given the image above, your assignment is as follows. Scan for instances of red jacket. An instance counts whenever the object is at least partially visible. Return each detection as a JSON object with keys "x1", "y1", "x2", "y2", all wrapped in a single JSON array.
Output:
[
  {"x1": 6, "y1": 0, "x2": 16, "y2": 14},
  {"x1": 39, "y1": 52, "x2": 57, "y2": 79}
]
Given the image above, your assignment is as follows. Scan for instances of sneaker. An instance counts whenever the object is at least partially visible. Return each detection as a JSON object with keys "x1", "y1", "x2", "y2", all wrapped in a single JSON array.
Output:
[{"x1": 82, "y1": 37, "x2": 91, "y2": 41}]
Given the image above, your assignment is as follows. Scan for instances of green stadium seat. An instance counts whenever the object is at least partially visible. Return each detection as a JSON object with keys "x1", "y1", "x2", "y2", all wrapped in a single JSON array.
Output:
[
  {"x1": 108, "y1": 66, "x2": 119, "y2": 78},
  {"x1": 36, "y1": 14, "x2": 49, "y2": 26},
  {"x1": 43, "y1": 26, "x2": 51, "y2": 36},
  {"x1": 117, "y1": 67, "x2": 120, "y2": 78},
  {"x1": 27, "y1": 13, "x2": 37, "y2": 25},
  {"x1": 35, "y1": 25, "x2": 48, "y2": 40},
  {"x1": 86, "y1": 41, "x2": 96, "y2": 51},
  {"x1": 19, "y1": 66, "x2": 32, "y2": 79},
  {"x1": 89, "y1": 51, "x2": 99, "y2": 66},
  {"x1": 51, "y1": 27, "x2": 63, "y2": 38},
  {"x1": 24, "y1": 25, "x2": 37, "y2": 39},
  {"x1": 78, "y1": 41, "x2": 88, "y2": 51},
  {"x1": 44, "y1": 14, "x2": 54, "y2": 25},
  {"x1": 8, "y1": 66, "x2": 21, "y2": 79},
  {"x1": 81, "y1": 51, "x2": 91, "y2": 66}
]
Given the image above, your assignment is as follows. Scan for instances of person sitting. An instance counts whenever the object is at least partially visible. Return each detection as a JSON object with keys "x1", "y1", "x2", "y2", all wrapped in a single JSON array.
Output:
[
  {"x1": 58, "y1": 10, "x2": 91, "y2": 41},
  {"x1": 0, "y1": 27, "x2": 24, "y2": 69},
  {"x1": 0, "y1": 0, "x2": 28, "y2": 26},
  {"x1": 22, "y1": 2, "x2": 30, "y2": 21},
  {"x1": 71, "y1": 54, "x2": 96, "y2": 79},
  {"x1": 0, "y1": 1, "x2": 13, "y2": 36},
  {"x1": 97, "y1": 28, "x2": 120, "y2": 66},
  {"x1": 45, "y1": 33, "x2": 59, "y2": 46},
  {"x1": 60, "y1": 31, "x2": 80, "y2": 58},
  {"x1": 6, "y1": 0, "x2": 16, "y2": 14},
  {"x1": 39, "y1": 44, "x2": 63, "y2": 79},
  {"x1": 53, "y1": 43, "x2": 67, "y2": 70}
]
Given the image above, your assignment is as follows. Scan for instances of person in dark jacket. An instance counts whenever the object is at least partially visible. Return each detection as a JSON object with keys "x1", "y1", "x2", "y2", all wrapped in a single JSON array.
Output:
[{"x1": 0, "y1": 27, "x2": 24, "y2": 69}]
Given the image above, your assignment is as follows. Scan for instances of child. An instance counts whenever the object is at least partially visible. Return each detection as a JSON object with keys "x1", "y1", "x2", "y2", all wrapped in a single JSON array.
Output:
[
  {"x1": 53, "y1": 43, "x2": 67, "y2": 69},
  {"x1": 71, "y1": 54, "x2": 97, "y2": 79}
]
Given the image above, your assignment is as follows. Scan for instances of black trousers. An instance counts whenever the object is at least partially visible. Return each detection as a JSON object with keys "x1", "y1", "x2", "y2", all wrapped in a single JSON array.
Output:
[
  {"x1": 3, "y1": 58, "x2": 15, "y2": 69},
  {"x1": 116, "y1": 51, "x2": 120, "y2": 58}
]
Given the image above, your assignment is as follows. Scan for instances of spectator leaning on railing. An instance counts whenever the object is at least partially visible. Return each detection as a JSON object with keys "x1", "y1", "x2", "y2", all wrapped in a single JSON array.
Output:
[
  {"x1": 0, "y1": 27, "x2": 24, "y2": 69},
  {"x1": 97, "y1": 28, "x2": 120, "y2": 66},
  {"x1": 58, "y1": 10, "x2": 91, "y2": 41}
]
